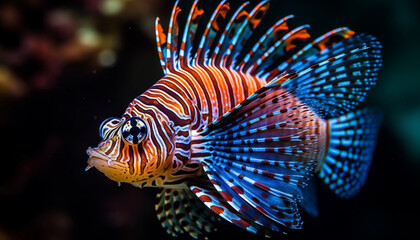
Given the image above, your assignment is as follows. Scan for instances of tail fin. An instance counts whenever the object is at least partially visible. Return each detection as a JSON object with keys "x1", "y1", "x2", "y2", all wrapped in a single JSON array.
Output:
[{"x1": 319, "y1": 109, "x2": 382, "y2": 198}]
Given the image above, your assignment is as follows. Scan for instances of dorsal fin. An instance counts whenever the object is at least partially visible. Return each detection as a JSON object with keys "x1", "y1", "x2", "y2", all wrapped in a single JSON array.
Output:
[
  {"x1": 240, "y1": 14, "x2": 293, "y2": 71},
  {"x1": 211, "y1": 2, "x2": 250, "y2": 66},
  {"x1": 268, "y1": 34, "x2": 382, "y2": 117},
  {"x1": 264, "y1": 27, "x2": 355, "y2": 81},
  {"x1": 167, "y1": 0, "x2": 182, "y2": 71},
  {"x1": 180, "y1": 0, "x2": 205, "y2": 67},
  {"x1": 156, "y1": 0, "x2": 308, "y2": 73},
  {"x1": 196, "y1": 1, "x2": 231, "y2": 65},
  {"x1": 155, "y1": 17, "x2": 167, "y2": 74},
  {"x1": 239, "y1": 24, "x2": 311, "y2": 74}
]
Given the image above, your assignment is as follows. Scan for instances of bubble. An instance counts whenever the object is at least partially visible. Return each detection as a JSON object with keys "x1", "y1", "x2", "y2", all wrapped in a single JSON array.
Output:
[
  {"x1": 78, "y1": 27, "x2": 99, "y2": 48},
  {"x1": 98, "y1": 50, "x2": 116, "y2": 67},
  {"x1": 101, "y1": 0, "x2": 123, "y2": 16}
]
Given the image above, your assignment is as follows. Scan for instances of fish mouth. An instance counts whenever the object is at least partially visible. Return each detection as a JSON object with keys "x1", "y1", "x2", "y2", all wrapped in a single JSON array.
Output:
[
  {"x1": 86, "y1": 147, "x2": 113, "y2": 171},
  {"x1": 86, "y1": 147, "x2": 128, "y2": 183}
]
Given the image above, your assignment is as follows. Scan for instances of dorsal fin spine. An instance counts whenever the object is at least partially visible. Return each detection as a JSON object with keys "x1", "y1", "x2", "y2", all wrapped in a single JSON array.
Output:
[
  {"x1": 166, "y1": 0, "x2": 181, "y2": 72},
  {"x1": 275, "y1": 27, "x2": 354, "y2": 73},
  {"x1": 180, "y1": 0, "x2": 200, "y2": 67},
  {"x1": 155, "y1": 17, "x2": 167, "y2": 75},
  {"x1": 272, "y1": 46, "x2": 372, "y2": 89},
  {"x1": 227, "y1": 1, "x2": 270, "y2": 68},
  {"x1": 196, "y1": 1, "x2": 229, "y2": 65},
  {"x1": 248, "y1": 24, "x2": 311, "y2": 75},
  {"x1": 242, "y1": 15, "x2": 293, "y2": 68},
  {"x1": 212, "y1": 2, "x2": 249, "y2": 66}
]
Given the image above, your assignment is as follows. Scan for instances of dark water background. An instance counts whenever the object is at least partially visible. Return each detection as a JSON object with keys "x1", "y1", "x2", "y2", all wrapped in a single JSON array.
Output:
[{"x1": 1, "y1": 0, "x2": 419, "y2": 239}]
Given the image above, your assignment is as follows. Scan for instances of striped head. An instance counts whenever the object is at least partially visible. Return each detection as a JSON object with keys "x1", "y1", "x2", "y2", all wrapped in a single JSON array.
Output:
[{"x1": 86, "y1": 104, "x2": 181, "y2": 187}]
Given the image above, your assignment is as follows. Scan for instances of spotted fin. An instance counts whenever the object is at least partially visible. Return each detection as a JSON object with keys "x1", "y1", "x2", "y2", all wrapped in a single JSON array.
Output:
[
  {"x1": 319, "y1": 109, "x2": 382, "y2": 198},
  {"x1": 268, "y1": 33, "x2": 382, "y2": 118},
  {"x1": 190, "y1": 185, "x2": 272, "y2": 237},
  {"x1": 155, "y1": 188, "x2": 217, "y2": 239},
  {"x1": 191, "y1": 83, "x2": 328, "y2": 233},
  {"x1": 155, "y1": 0, "x2": 382, "y2": 113}
]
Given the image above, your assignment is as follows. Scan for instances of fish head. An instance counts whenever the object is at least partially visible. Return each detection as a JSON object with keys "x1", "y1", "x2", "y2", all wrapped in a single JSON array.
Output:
[{"x1": 86, "y1": 111, "x2": 175, "y2": 186}]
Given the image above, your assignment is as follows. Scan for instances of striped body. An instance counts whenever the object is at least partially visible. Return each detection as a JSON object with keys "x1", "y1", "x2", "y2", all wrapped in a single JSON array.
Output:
[
  {"x1": 114, "y1": 65, "x2": 328, "y2": 187},
  {"x1": 87, "y1": 0, "x2": 382, "y2": 238}
]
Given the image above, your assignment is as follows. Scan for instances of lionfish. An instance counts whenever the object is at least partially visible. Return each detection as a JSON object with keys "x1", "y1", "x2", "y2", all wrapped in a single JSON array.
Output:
[{"x1": 86, "y1": 0, "x2": 382, "y2": 238}]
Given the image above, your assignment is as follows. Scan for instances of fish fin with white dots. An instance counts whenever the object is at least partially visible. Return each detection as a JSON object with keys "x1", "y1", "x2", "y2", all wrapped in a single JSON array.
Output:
[{"x1": 318, "y1": 109, "x2": 382, "y2": 198}]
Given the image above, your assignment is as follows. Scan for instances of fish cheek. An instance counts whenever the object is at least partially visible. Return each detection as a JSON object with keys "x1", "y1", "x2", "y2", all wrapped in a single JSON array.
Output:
[{"x1": 96, "y1": 163, "x2": 128, "y2": 183}]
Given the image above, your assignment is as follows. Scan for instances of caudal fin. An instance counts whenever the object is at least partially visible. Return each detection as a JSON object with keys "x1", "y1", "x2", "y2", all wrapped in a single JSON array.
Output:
[{"x1": 318, "y1": 109, "x2": 382, "y2": 198}]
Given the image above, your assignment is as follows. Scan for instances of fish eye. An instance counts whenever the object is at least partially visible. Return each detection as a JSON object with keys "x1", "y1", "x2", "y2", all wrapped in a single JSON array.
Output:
[
  {"x1": 99, "y1": 117, "x2": 121, "y2": 139},
  {"x1": 121, "y1": 117, "x2": 148, "y2": 144}
]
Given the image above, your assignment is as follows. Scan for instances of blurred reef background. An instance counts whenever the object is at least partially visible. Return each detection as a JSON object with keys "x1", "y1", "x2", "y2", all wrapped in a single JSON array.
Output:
[{"x1": 0, "y1": 0, "x2": 419, "y2": 239}]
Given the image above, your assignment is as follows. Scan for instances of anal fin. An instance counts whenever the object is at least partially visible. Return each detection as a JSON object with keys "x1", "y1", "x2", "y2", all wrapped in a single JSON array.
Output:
[{"x1": 155, "y1": 187, "x2": 217, "y2": 239}]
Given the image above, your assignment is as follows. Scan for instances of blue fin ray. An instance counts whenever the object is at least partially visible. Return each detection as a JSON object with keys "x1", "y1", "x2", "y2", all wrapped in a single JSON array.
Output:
[
  {"x1": 225, "y1": 1, "x2": 271, "y2": 67},
  {"x1": 203, "y1": 162, "x2": 284, "y2": 231},
  {"x1": 265, "y1": 39, "x2": 382, "y2": 117},
  {"x1": 196, "y1": 1, "x2": 230, "y2": 64},
  {"x1": 272, "y1": 27, "x2": 355, "y2": 76},
  {"x1": 190, "y1": 185, "x2": 273, "y2": 236},
  {"x1": 211, "y1": 2, "x2": 250, "y2": 66},
  {"x1": 154, "y1": 17, "x2": 167, "y2": 74},
  {"x1": 204, "y1": 160, "x2": 304, "y2": 229},
  {"x1": 241, "y1": 15, "x2": 294, "y2": 71},
  {"x1": 241, "y1": 24, "x2": 311, "y2": 74},
  {"x1": 319, "y1": 109, "x2": 382, "y2": 198},
  {"x1": 191, "y1": 81, "x2": 326, "y2": 233},
  {"x1": 180, "y1": 0, "x2": 205, "y2": 67}
]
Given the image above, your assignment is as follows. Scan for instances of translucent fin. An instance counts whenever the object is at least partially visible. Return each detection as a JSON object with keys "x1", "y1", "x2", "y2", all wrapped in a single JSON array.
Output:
[
  {"x1": 269, "y1": 34, "x2": 382, "y2": 118},
  {"x1": 319, "y1": 109, "x2": 382, "y2": 198},
  {"x1": 226, "y1": 1, "x2": 271, "y2": 67},
  {"x1": 155, "y1": 188, "x2": 217, "y2": 239},
  {"x1": 275, "y1": 27, "x2": 355, "y2": 74},
  {"x1": 191, "y1": 83, "x2": 328, "y2": 233},
  {"x1": 298, "y1": 178, "x2": 318, "y2": 217}
]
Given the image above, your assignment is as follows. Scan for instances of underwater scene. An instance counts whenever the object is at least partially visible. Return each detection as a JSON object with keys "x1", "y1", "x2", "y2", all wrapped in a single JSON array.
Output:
[{"x1": 1, "y1": 0, "x2": 419, "y2": 239}]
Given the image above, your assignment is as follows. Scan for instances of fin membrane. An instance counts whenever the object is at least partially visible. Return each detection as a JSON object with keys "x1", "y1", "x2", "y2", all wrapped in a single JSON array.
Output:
[
  {"x1": 191, "y1": 83, "x2": 328, "y2": 233},
  {"x1": 319, "y1": 109, "x2": 382, "y2": 198},
  {"x1": 155, "y1": 1, "x2": 310, "y2": 72},
  {"x1": 190, "y1": 184, "x2": 272, "y2": 237},
  {"x1": 155, "y1": 188, "x2": 217, "y2": 239},
  {"x1": 298, "y1": 178, "x2": 319, "y2": 217},
  {"x1": 269, "y1": 33, "x2": 382, "y2": 118}
]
